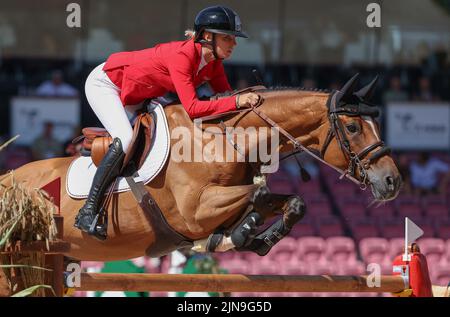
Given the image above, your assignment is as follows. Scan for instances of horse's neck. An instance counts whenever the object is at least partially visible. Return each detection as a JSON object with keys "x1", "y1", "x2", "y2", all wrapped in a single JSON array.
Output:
[{"x1": 233, "y1": 90, "x2": 330, "y2": 153}]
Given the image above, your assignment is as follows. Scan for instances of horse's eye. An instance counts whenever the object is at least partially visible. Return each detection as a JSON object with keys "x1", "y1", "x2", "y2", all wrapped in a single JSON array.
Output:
[{"x1": 346, "y1": 123, "x2": 358, "y2": 134}]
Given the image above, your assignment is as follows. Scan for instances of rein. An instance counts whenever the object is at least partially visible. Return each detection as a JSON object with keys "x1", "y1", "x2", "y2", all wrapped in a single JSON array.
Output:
[{"x1": 198, "y1": 89, "x2": 391, "y2": 188}]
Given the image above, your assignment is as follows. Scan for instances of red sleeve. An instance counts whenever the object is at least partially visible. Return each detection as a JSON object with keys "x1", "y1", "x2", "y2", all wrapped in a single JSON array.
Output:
[
  {"x1": 209, "y1": 60, "x2": 232, "y2": 93},
  {"x1": 168, "y1": 52, "x2": 237, "y2": 119}
]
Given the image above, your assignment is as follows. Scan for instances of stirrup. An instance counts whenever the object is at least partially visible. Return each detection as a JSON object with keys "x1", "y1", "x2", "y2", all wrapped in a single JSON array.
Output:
[{"x1": 87, "y1": 207, "x2": 108, "y2": 241}]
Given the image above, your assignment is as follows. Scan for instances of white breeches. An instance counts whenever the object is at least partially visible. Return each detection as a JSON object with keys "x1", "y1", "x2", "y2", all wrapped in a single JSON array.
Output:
[{"x1": 84, "y1": 63, "x2": 143, "y2": 152}]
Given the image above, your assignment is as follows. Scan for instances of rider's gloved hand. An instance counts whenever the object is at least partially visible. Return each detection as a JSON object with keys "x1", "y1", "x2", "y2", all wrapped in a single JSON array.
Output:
[{"x1": 236, "y1": 93, "x2": 260, "y2": 109}]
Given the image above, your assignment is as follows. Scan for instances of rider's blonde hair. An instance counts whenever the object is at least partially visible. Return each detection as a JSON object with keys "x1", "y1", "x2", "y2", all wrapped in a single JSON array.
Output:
[{"x1": 185, "y1": 29, "x2": 196, "y2": 40}]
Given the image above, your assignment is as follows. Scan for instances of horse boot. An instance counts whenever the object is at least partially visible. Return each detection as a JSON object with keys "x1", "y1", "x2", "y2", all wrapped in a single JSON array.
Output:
[
  {"x1": 231, "y1": 212, "x2": 263, "y2": 249},
  {"x1": 74, "y1": 138, "x2": 125, "y2": 240}
]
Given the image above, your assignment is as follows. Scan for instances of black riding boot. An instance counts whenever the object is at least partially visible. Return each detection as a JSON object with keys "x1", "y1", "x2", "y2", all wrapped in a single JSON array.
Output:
[{"x1": 74, "y1": 138, "x2": 125, "y2": 240}]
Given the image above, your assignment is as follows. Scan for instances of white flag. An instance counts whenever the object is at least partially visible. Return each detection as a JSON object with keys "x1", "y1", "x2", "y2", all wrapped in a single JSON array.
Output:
[{"x1": 403, "y1": 217, "x2": 424, "y2": 261}]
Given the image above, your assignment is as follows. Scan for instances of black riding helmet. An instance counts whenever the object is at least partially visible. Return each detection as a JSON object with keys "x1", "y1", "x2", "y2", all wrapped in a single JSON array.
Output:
[{"x1": 194, "y1": 6, "x2": 248, "y2": 59}]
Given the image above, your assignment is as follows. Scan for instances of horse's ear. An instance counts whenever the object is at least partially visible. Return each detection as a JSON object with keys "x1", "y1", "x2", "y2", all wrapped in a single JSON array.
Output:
[
  {"x1": 337, "y1": 73, "x2": 360, "y2": 103},
  {"x1": 355, "y1": 75, "x2": 378, "y2": 101}
]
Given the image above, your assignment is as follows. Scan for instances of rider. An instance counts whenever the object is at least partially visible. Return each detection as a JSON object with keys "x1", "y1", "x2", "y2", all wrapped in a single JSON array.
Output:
[{"x1": 74, "y1": 5, "x2": 261, "y2": 239}]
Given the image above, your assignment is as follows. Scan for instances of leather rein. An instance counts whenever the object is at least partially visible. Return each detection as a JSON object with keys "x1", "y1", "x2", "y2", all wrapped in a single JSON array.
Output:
[{"x1": 199, "y1": 89, "x2": 391, "y2": 189}]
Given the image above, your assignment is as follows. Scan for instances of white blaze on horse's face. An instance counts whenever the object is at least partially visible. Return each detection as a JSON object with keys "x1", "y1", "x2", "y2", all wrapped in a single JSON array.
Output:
[
  {"x1": 359, "y1": 115, "x2": 401, "y2": 202},
  {"x1": 362, "y1": 116, "x2": 380, "y2": 141}
]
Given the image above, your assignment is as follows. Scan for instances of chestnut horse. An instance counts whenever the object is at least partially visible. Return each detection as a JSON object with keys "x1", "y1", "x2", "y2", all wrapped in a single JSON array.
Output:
[{"x1": 0, "y1": 75, "x2": 401, "y2": 262}]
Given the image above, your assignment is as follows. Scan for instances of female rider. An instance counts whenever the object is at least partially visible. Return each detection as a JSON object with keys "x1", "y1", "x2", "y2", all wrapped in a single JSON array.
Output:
[{"x1": 74, "y1": 5, "x2": 260, "y2": 239}]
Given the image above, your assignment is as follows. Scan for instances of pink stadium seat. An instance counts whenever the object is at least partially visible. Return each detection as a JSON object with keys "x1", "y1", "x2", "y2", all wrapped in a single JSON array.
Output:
[
  {"x1": 281, "y1": 262, "x2": 310, "y2": 275},
  {"x1": 325, "y1": 237, "x2": 357, "y2": 262},
  {"x1": 431, "y1": 265, "x2": 450, "y2": 288},
  {"x1": 380, "y1": 219, "x2": 404, "y2": 239},
  {"x1": 422, "y1": 194, "x2": 448, "y2": 206},
  {"x1": 397, "y1": 204, "x2": 423, "y2": 221},
  {"x1": 271, "y1": 237, "x2": 298, "y2": 262},
  {"x1": 318, "y1": 223, "x2": 345, "y2": 238},
  {"x1": 330, "y1": 182, "x2": 356, "y2": 198},
  {"x1": 436, "y1": 221, "x2": 450, "y2": 239},
  {"x1": 316, "y1": 215, "x2": 345, "y2": 238},
  {"x1": 305, "y1": 259, "x2": 336, "y2": 275},
  {"x1": 359, "y1": 237, "x2": 389, "y2": 264},
  {"x1": 297, "y1": 180, "x2": 321, "y2": 196},
  {"x1": 395, "y1": 194, "x2": 420, "y2": 206},
  {"x1": 81, "y1": 261, "x2": 104, "y2": 270},
  {"x1": 446, "y1": 239, "x2": 450, "y2": 260},
  {"x1": 308, "y1": 194, "x2": 330, "y2": 206},
  {"x1": 268, "y1": 170, "x2": 291, "y2": 182},
  {"x1": 333, "y1": 261, "x2": 366, "y2": 275},
  {"x1": 268, "y1": 179, "x2": 295, "y2": 194},
  {"x1": 289, "y1": 222, "x2": 317, "y2": 237},
  {"x1": 220, "y1": 259, "x2": 251, "y2": 274},
  {"x1": 308, "y1": 201, "x2": 332, "y2": 216},
  {"x1": 416, "y1": 238, "x2": 446, "y2": 264},
  {"x1": 251, "y1": 260, "x2": 280, "y2": 275},
  {"x1": 296, "y1": 236, "x2": 326, "y2": 262},
  {"x1": 389, "y1": 238, "x2": 406, "y2": 260},
  {"x1": 340, "y1": 203, "x2": 367, "y2": 221},
  {"x1": 425, "y1": 203, "x2": 449, "y2": 219},
  {"x1": 368, "y1": 203, "x2": 396, "y2": 219},
  {"x1": 215, "y1": 251, "x2": 241, "y2": 262},
  {"x1": 351, "y1": 223, "x2": 379, "y2": 241}
]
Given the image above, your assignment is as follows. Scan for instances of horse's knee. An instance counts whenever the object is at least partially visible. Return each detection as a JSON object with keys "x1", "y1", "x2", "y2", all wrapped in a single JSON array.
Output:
[
  {"x1": 251, "y1": 186, "x2": 273, "y2": 214},
  {"x1": 284, "y1": 196, "x2": 306, "y2": 228}
]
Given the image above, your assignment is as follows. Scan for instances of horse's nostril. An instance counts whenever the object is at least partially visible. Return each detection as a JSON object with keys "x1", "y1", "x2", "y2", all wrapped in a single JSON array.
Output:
[{"x1": 385, "y1": 175, "x2": 394, "y2": 191}]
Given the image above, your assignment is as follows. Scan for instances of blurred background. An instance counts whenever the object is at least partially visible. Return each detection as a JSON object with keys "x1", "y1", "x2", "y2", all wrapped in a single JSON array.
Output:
[{"x1": 0, "y1": 0, "x2": 449, "y2": 297}]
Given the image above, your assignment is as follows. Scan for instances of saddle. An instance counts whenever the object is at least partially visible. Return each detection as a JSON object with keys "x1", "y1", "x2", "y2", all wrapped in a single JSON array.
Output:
[{"x1": 76, "y1": 112, "x2": 156, "y2": 171}]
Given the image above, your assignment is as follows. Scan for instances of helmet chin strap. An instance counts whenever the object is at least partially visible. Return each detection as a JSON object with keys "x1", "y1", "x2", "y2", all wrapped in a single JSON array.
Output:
[
  {"x1": 211, "y1": 33, "x2": 222, "y2": 60},
  {"x1": 197, "y1": 32, "x2": 222, "y2": 61}
]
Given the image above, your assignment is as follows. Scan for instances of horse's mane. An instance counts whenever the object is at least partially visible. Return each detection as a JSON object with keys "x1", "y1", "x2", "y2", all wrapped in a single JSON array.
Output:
[{"x1": 211, "y1": 86, "x2": 331, "y2": 99}]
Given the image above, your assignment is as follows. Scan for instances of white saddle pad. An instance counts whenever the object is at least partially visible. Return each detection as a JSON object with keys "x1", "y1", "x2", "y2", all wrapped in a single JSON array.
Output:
[{"x1": 66, "y1": 102, "x2": 170, "y2": 199}]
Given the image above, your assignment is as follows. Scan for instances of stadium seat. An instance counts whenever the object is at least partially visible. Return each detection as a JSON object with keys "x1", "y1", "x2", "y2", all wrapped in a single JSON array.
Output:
[
  {"x1": 368, "y1": 203, "x2": 396, "y2": 219},
  {"x1": 220, "y1": 258, "x2": 252, "y2": 274},
  {"x1": 416, "y1": 238, "x2": 445, "y2": 264},
  {"x1": 359, "y1": 237, "x2": 389, "y2": 264},
  {"x1": 388, "y1": 238, "x2": 406, "y2": 260},
  {"x1": 270, "y1": 236, "x2": 298, "y2": 262},
  {"x1": 296, "y1": 236, "x2": 326, "y2": 262},
  {"x1": 325, "y1": 236, "x2": 357, "y2": 262}
]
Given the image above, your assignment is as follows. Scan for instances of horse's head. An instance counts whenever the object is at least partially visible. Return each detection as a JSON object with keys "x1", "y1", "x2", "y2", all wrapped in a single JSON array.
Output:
[{"x1": 320, "y1": 74, "x2": 402, "y2": 201}]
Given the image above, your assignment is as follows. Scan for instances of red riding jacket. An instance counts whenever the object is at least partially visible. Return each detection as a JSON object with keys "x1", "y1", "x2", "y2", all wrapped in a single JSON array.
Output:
[{"x1": 103, "y1": 39, "x2": 237, "y2": 119}]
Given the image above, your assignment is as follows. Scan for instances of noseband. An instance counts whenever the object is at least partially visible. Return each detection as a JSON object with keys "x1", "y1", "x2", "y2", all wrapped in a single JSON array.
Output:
[{"x1": 318, "y1": 91, "x2": 391, "y2": 188}]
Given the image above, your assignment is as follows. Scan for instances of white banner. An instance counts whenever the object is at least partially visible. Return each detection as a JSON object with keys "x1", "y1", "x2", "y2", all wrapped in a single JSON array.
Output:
[
  {"x1": 10, "y1": 97, "x2": 80, "y2": 146},
  {"x1": 386, "y1": 102, "x2": 450, "y2": 150}
]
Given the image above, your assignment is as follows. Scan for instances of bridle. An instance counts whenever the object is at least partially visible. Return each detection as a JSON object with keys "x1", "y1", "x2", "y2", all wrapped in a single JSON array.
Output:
[
  {"x1": 211, "y1": 89, "x2": 391, "y2": 189},
  {"x1": 318, "y1": 90, "x2": 391, "y2": 188}
]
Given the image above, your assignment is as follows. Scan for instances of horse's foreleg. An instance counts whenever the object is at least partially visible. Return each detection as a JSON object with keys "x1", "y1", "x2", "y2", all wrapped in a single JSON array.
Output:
[{"x1": 239, "y1": 186, "x2": 306, "y2": 256}]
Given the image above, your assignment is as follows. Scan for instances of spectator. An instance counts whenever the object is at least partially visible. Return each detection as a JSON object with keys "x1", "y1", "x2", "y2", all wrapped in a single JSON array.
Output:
[
  {"x1": 413, "y1": 77, "x2": 438, "y2": 102},
  {"x1": 31, "y1": 122, "x2": 63, "y2": 160},
  {"x1": 63, "y1": 126, "x2": 82, "y2": 157},
  {"x1": 382, "y1": 76, "x2": 408, "y2": 105},
  {"x1": 35, "y1": 70, "x2": 78, "y2": 97},
  {"x1": 409, "y1": 151, "x2": 450, "y2": 196}
]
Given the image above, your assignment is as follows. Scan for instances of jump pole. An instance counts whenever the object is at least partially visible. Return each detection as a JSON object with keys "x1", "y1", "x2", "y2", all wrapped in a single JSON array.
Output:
[{"x1": 76, "y1": 273, "x2": 406, "y2": 293}]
